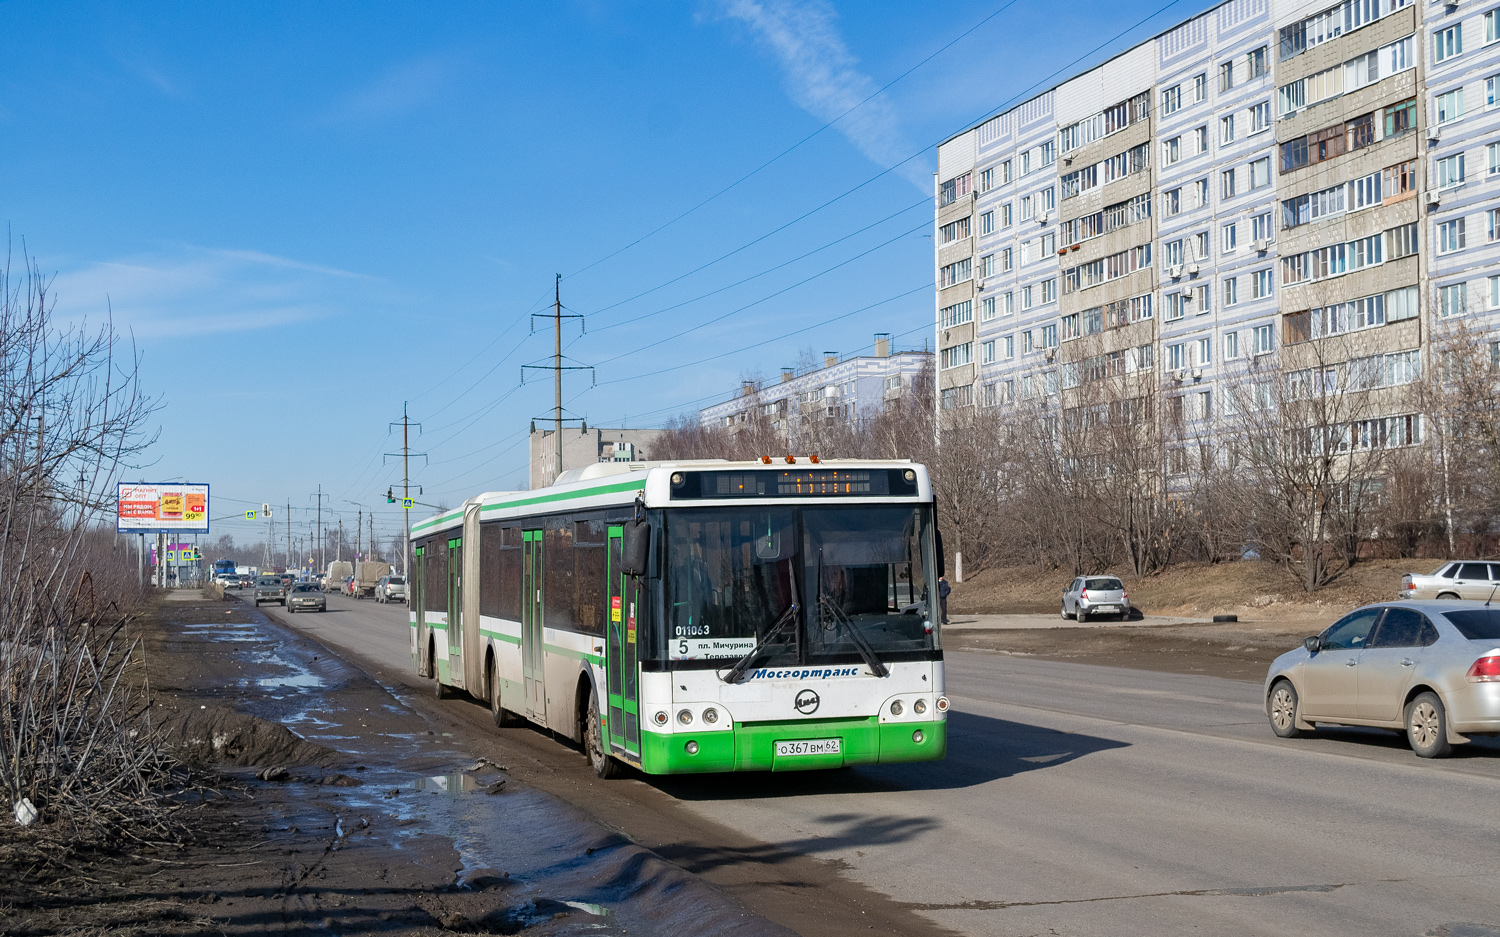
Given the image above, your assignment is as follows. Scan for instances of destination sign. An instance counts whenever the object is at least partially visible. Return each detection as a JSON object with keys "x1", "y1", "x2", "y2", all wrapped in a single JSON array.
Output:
[{"x1": 669, "y1": 468, "x2": 918, "y2": 499}]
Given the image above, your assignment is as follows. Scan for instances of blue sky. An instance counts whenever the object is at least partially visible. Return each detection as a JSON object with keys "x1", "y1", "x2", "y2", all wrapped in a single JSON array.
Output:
[{"x1": 3, "y1": 0, "x2": 1212, "y2": 550}]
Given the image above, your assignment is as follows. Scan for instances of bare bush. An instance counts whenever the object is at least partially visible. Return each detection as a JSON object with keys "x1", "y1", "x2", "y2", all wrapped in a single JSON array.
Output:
[{"x1": 0, "y1": 247, "x2": 169, "y2": 842}]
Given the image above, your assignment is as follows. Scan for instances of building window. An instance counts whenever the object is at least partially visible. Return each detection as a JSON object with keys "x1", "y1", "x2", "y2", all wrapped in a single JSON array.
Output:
[
  {"x1": 1193, "y1": 178, "x2": 1209, "y2": 208},
  {"x1": 1162, "y1": 85, "x2": 1182, "y2": 115},
  {"x1": 939, "y1": 216, "x2": 971, "y2": 244},
  {"x1": 1221, "y1": 168, "x2": 1237, "y2": 199},
  {"x1": 980, "y1": 253, "x2": 996, "y2": 278},
  {"x1": 1194, "y1": 126, "x2": 1209, "y2": 155},
  {"x1": 939, "y1": 258, "x2": 972, "y2": 288},
  {"x1": 1194, "y1": 232, "x2": 1209, "y2": 260},
  {"x1": 1249, "y1": 45, "x2": 1268, "y2": 78},
  {"x1": 1164, "y1": 136, "x2": 1182, "y2": 165},
  {"x1": 981, "y1": 340, "x2": 996, "y2": 364},
  {"x1": 1250, "y1": 102, "x2": 1271, "y2": 134},
  {"x1": 1437, "y1": 153, "x2": 1466, "y2": 188},
  {"x1": 1385, "y1": 97, "x2": 1416, "y2": 137},
  {"x1": 940, "y1": 299, "x2": 974, "y2": 327},
  {"x1": 981, "y1": 296, "x2": 997, "y2": 321},
  {"x1": 1252, "y1": 212, "x2": 1272, "y2": 242},
  {"x1": 1224, "y1": 277, "x2": 1239, "y2": 307},
  {"x1": 1003, "y1": 290, "x2": 1014, "y2": 315},
  {"x1": 1222, "y1": 222, "x2": 1238, "y2": 254},
  {"x1": 1487, "y1": 75, "x2": 1497, "y2": 108},
  {"x1": 980, "y1": 167, "x2": 994, "y2": 192},
  {"x1": 1197, "y1": 336, "x2": 1213, "y2": 365},
  {"x1": 1440, "y1": 283, "x2": 1468, "y2": 317},
  {"x1": 1489, "y1": 8, "x2": 1499, "y2": 43},
  {"x1": 1435, "y1": 24, "x2": 1463, "y2": 63},
  {"x1": 1001, "y1": 247, "x2": 1013, "y2": 271},
  {"x1": 1250, "y1": 157, "x2": 1271, "y2": 189},
  {"x1": 1168, "y1": 342, "x2": 1188, "y2": 370},
  {"x1": 1041, "y1": 324, "x2": 1058, "y2": 348},
  {"x1": 1220, "y1": 114, "x2": 1236, "y2": 144},
  {"x1": 1004, "y1": 334, "x2": 1015, "y2": 359},
  {"x1": 939, "y1": 173, "x2": 972, "y2": 207},
  {"x1": 1491, "y1": 143, "x2": 1500, "y2": 176},
  {"x1": 1438, "y1": 218, "x2": 1467, "y2": 254},
  {"x1": 980, "y1": 211, "x2": 994, "y2": 235},
  {"x1": 1163, "y1": 188, "x2": 1182, "y2": 216},
  {"x1": 1489, "y1": 208, "x2": 1499, "y2": 242},
  {"x1": 1254, "y1": 269, "x2": 1273, "y2": 299},
  {"x1": 1224, "y1": 330, "x2": 1240, "y2": 359},
  {"x1": 1001, "y1": 202, "x2": 1013, "y2": 227},
  {"x1": 1436, "y1": 88, "x2": 1465, "y2": 124},
  {"x1": 1219, "y1": 61, "x2": 1235, "y2": 92},
  {"x1": 1253, "y1": 324, "x2": 1274, "y2": 355},
  {"x1": 1491, "y1": 276, "x2": 1500, "y2": 309},
  {"x1": 999, "y1": 159, "x2": 1012, "y2": 184},
  {"x1": 1164, "y1": 239, "x2": 1184, "y2": 268},
  {"x1": 1194, "y1": 73, "x2": 1207, "y2": 102},
  {"x1": 1041, "y1": 278, "x2": 1057, "y2": 303},
  {"x1": 940, "y1": 342, "x2": 973, "y2": 369},
  {"x1": 1061, "y1": 314, "x2": 1080, "y2": 341},
  {"x1": 1388, "y1": 221, "x2": 1419, "y2": 259},
  {"x1": 1022, "y1": 285, "x2": 1034, "y2": 309},
  {"x1": 940, "y1": 385, "x2": 974, "y2": 409}
]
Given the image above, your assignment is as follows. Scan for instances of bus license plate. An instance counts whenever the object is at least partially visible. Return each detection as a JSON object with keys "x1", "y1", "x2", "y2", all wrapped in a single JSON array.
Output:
[{"x1": 775, "y1": 738, "x2": 841, "y2": 757}]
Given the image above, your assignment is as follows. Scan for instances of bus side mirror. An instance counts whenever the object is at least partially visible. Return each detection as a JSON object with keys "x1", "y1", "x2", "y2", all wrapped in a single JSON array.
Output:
[
  {"x1": 935, "y1": 529, "x2": 946, "y2": 578},
  {"x1": 622, "y1": 520, "x2": 651, "y2": 577}
]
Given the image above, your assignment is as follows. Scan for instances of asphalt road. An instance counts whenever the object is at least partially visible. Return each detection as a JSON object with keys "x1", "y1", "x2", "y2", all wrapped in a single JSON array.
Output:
[{"x1": 258, "y1": 590, "x2": 1500, "y2": 937}]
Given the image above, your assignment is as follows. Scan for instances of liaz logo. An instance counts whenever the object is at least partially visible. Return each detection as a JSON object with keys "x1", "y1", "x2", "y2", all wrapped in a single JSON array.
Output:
[{"x1": 794, "y1": 689, "x2": 820, "y2": 715}]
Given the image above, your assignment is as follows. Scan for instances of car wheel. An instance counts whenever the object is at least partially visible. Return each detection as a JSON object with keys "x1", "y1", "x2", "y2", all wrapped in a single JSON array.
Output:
[
  {"x1": 287, "y1": 606, "x2": 295, "y2": 614},
  {"x1": 1437, "y1": 592, "x2": 1461, "y2": 600},
  {"x1": 1405, "y1": 691, "x2": 1452, "y2": 758},
  {"x1": 1268, "y1": 680, "x2": 1306, "y2": 738},
  {"x1": 585, "y1": 691, "x2": 624, "y2": 778},
  {"x1": 1077, "y1": 608, "x2": 1089, "y2": 623},
  {"x1": 1060, "y1": 604, "x2": 1071, "y2": 620}
]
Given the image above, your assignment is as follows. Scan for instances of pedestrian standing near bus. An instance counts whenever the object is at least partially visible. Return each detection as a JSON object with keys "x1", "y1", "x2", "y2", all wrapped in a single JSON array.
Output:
[{"x1": 938, "y1": 575, "x2": 951, "y2": 625}]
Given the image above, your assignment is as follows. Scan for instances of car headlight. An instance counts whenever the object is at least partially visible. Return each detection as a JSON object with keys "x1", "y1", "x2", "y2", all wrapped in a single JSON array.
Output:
[
  {"x1": 914, "y1": 698, "x2": 927, "y2": 715},
  {"x1": 702, "y1": 708, "x2": 719, "y2": 724},
  {"x1": 890, "y1": 700, "x2": 904, "y2": 716},
  {"x1": 677, "y1": 709, "x2": 694, "y2": 725}
]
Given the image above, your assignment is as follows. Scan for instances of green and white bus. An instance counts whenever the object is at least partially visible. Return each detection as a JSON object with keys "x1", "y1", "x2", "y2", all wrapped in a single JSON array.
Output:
[{"x1": 410, "y1": 458, "x2": 947, "y2": 777}]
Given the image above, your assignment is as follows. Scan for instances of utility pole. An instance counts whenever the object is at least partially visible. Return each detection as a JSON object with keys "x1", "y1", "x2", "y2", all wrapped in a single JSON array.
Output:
[
  {"x1": 369, "y1": 513, "x2": 375, "y2": 563},
  {"x1": 337, "y1": 518, "x2": 343, "y2": 562},
  {"x1": 286, "y1": 500, "x2": 292, "y2": 571},
  {"x1": 523, "y1": 275, "x2": 591, "y2": 483},
  {"x1": 356, "y1": 507, "x2": 362, "y2": 562},
  {"x1": 386, "y1": 404, "x2": 426, "y2": 578},
  {"x1": 314, "y1": 484, "x2": 326, "y2": 572}
]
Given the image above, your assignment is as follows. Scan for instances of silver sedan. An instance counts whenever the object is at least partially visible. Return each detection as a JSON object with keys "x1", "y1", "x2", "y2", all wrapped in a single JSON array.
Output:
[
  {"x1": 286, "y1": 583, "x2": 326, "y2": 613},
  {"x1": 1265, "y1": 600, "x2": 1500, "y2": 757}
]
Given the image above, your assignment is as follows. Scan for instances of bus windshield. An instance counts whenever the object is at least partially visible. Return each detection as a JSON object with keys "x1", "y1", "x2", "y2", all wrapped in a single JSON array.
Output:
[{"x1": 662, "y1": 505, "x2": 937, "y2": 668}]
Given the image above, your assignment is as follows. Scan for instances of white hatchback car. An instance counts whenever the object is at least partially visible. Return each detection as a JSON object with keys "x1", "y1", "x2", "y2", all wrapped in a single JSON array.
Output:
[
  {"x1": 1265, "y1": 600, "x2": 1500, "y2": 757},
  {"x1": 1061, "y1": 576, "x2": 1130, "y2": 622}
]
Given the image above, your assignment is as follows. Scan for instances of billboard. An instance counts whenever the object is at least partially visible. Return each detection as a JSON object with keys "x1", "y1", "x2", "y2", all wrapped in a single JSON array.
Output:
[{"x1": 117, "y1": 483, "x2": 210, "y2": 533}]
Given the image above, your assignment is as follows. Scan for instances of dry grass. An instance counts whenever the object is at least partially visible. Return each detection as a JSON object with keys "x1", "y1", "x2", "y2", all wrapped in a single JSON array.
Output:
[{"x1": 949, "y1": 556, "x2": 1442, "y2": 624}]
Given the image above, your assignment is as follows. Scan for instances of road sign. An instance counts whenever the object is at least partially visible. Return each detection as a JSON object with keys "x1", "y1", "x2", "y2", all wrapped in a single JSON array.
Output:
[
  {"x1": 403, "y1": 498, "x2": 414, "y2": 509},
  {"x1": 245, "y1": 510, "x2": 256, "y2": 520}
]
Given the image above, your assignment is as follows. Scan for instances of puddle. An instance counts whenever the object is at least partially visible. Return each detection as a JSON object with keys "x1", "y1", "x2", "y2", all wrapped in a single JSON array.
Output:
[
  {"x1": 256, "y1": 672, "x2": 324, "y2": 689},
  {"x1": 412, "y1": 770, "x2": 505, "y2": 795}
]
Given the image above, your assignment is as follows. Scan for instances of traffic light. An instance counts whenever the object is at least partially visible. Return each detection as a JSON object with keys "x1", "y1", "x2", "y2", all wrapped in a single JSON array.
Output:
[{"x1": 386, "y1": 488, "x2": 395, "y2": 503}]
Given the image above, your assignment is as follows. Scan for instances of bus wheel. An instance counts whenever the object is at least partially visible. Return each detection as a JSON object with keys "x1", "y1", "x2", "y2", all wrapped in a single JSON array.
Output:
[
  {"x1": 585, "y1": 692, "x2": 624, "y2": 779},
  {"x1": 434, "y1": 673, "x2": 450, "y2": 700},
  {"x1": 490, "y1": 666, "x2": 521, "y2": 728}
]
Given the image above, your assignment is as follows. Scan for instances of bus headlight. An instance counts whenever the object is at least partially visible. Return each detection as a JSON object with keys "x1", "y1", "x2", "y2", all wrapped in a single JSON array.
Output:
[
  {"x1": 677, "y1": 709, "x2": 694, "y2": 725},
  {"x1": 912, "y1": 729, "x2": 925, "y2": 743},
  {"x1": 935, "y1": 696, "x2": 949, "y2": 713},
  {"x1": 685, "y1": 741, "x2": 699, "y2": 755},
  {"x1": 654, "y1": 711, "x2": 669, "y2": 726},
  {"x1": 914, "y1": 698, "x2": 927, "y2": 715},
  {"x1": 889, "y1": 700, "x2": 904, "y2": 716},
  {"x1": 703, "y1": 707, "x2": 719, "y2": 724}
]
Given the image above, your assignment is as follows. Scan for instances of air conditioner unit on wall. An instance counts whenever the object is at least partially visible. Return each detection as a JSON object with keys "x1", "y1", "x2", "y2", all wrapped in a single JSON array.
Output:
[
  {"x1": 1170, "y1": 265, "x2": 1184, "y2": 279},
  {"x1": 1428, "y1": 127, "x2": 1442, "y2": 143},
  {"x1": 1189, "y1": 368, "x2": 1203, "y2": 380},
  {"x1": 1187, "y1": 263, "x2": 1201, "y2": 275},
  {"x1": 1037, "y1": 213, "x2": 1050, "y2": 224},
  {"x1": 1253, "y1": 238, "x2": 1270, "y2": 253}
]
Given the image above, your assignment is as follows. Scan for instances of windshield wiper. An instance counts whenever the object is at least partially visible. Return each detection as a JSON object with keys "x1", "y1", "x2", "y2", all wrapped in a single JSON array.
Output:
[
  {"x1": 720, "y1": 600, "x2": 799, "y2": 684},
  {"x1": 817, "y1": 556, "x2": 889, "y2": 678}
]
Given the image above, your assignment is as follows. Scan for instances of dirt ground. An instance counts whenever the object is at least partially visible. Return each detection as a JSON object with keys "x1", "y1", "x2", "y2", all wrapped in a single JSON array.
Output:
[
  {"x1": 0, "y1": 597, "x2": 790, "y2": 937},
  {"x1": 944, "y1": 619, "x2": 1312, "y2": 683},
  {"x1": 949, "y1": 556, "x2": 1428, "y2": 625}
]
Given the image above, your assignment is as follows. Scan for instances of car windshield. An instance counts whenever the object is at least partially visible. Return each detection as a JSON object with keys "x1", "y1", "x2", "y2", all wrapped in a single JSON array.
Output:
[
  {"x1": 1085, "y1": 578, "x2": 1123, "y2": 590},
  {"x1": 1444, "y1": 609, "x2": 1500, "y2": 640},
  {"x1": 293, "y1": 585, "x2": 317, "y2": 593},
  {"x1": 256, "y1": 578, "x2": 279, "y2": 586},
  {"x1": 662, "y1": 505, "x2": 937, "y2": 668},
  {"x1": 388, "y1": 577, "x2": 404, "y2": 585}
]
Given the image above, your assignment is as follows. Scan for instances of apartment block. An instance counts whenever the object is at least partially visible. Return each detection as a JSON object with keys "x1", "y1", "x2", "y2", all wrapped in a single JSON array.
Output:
[
  {"x1": 934, "y1": 0, "x2": 1500, "y2": 446},
  {"x1": 699, "y1": 337, "x2": 931, "y2": 439}
]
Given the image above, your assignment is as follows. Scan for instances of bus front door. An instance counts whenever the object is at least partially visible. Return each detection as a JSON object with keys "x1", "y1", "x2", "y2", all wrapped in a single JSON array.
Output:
[
  {"x1": 605, "y1": 527, "x2": 640, "y2": 758},
  {"x1": 446, "y1": 538, "x2": 462, "y2": 679},
  {"x1": 522, "y1": 530, "x2": 545, "y2": 721}
]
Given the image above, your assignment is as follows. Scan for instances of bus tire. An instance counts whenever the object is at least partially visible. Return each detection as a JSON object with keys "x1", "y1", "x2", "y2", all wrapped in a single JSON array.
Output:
[
  {"x1": 585, "y1": 691, "x2": 624, "y2": 779},
  {"x1": 490, "y1": 660, "x2": 522, "y2": 728}
]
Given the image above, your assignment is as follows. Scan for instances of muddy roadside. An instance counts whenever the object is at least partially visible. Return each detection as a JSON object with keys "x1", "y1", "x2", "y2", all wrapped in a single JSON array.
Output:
[
  {"x1": 943, "y1": 618, "x2": 1315, "y2": 682},
  {"x1": 0, "y1": 595, "x2": 795, "y2": 937}
]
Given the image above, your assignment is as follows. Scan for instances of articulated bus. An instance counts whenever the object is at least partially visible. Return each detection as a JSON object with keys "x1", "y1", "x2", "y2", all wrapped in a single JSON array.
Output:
[{"x1": 410, "y1": 458, "x2": 947, "y2": 777}]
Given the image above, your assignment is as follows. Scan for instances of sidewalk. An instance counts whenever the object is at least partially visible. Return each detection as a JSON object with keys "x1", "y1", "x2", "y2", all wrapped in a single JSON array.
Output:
[{"x1": 945, "y1": 612, "x2": 1209, "y2": 630}]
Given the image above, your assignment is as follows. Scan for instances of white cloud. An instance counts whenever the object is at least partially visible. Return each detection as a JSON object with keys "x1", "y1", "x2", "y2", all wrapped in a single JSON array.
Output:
[
  {"x1": 718, "y1": 0, "x2": 927, "y2": 188},
  {"x1": 326, "y1": 54, "x2": 458, "y2": 123},
  {"x1": 48, "y1": 246, "x2": 380, "y2": 340}
]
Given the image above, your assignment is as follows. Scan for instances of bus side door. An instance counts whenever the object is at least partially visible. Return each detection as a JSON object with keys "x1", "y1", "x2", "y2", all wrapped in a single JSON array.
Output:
[
  {"x1": 447, "y1": 537, "x2": 463, "y2": 677},
  {"x1": 522, "y1": 529, "x2": 546, "y2": 721},
  {"x1": 606, "y1": 526, "x2": 640, "y2": 758}
]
